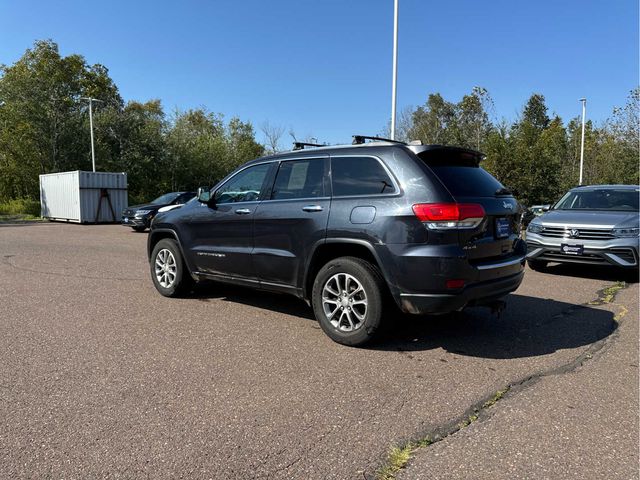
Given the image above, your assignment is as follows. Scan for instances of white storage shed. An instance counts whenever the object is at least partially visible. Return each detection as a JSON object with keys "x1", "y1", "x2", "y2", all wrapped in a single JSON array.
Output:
[{"x1": 39, "y1": 171, "x2": 128, "y2": 223}]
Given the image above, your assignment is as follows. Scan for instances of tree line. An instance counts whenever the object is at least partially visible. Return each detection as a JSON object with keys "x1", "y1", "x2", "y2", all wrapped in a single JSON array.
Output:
[
  {"x1": 0, "y1": 40, "x2": 263, "y2": 204},
  {"x1": 0, "y1": 40, "x2": 638, "y2": 207},
  {"x1": 390, "y1": 86, "x2": 638, "y2": 205}
]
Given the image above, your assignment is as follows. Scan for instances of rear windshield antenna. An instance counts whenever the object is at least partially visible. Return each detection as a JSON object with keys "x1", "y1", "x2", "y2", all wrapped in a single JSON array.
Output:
[{"x1": 352, "y1": 135, "x2": 406, "y2": 145}]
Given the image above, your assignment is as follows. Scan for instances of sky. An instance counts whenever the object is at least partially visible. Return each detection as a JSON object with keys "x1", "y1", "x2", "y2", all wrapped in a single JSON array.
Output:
[{"x1": 1, "y1": 0, "x2": 638, "y2": 146}]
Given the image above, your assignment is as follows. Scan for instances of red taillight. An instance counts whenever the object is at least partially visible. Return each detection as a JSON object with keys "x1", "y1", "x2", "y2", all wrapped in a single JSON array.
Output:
[
  {"x1": 412, "y1": 203, "x2": 485, "y2": 227},
  {"x1": 446, "y1": 279, "x2": 465, "y2": 289},
  {"x1": 412, "y1": 203, "x2": 460, "y2": 222}
]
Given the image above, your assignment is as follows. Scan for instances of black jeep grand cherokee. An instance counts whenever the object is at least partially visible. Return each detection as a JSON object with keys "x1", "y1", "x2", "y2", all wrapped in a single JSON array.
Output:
[{"x1": 148, "y1": 138, "x2": 526, "y2": 346}]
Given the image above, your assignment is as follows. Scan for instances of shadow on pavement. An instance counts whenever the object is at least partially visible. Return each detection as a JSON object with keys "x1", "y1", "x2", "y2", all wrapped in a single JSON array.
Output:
[
  {"x1": 537, "y1": 263, "x2": 638, "y2": 284},
  {"x1": 371, "y1": 293, "x2": 617, "y2": 358},
  {"x1": 191, "y1": 281, "x2": 315, "y2": 320},
  {"x1": 190, "y1": 282, "x2": 617, "y2": 359}
]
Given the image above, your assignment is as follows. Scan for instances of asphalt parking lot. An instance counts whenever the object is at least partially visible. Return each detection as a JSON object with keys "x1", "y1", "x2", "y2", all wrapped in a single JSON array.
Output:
[{"x1": 1, "y1": 222, "x2": 638, "y2": 479}]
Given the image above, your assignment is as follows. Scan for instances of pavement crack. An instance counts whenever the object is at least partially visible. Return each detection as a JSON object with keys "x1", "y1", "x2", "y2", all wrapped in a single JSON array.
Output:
[{"x1": 372, "y1": 280, "x2": 630, "y2": 480}]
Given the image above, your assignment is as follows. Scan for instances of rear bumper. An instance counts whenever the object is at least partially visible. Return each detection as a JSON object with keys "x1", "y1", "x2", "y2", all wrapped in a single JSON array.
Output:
[
  {"x1": 526, "y1": 233, "x2": 639, "y2": 268},
  {"x1": 398, "y1": 270, "x2": 525, "y2": 315},
  {"x1": 379, "y1": 239, "x2": 527, "y2": 315}
]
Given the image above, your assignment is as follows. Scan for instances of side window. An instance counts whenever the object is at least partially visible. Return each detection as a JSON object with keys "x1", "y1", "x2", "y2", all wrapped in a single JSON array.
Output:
[
  {"x1": 271, "y1": 158, "x2": 325, "y2": 200},
  {"x1": 215, "y1": 163, "x2": 271, "y2": 204},
  {"x1": 176, "y1": 193, "x2": 195, "y2": 204},
  {"x1": 331, "y1": 156, "x2": 396, "y2": 197}
]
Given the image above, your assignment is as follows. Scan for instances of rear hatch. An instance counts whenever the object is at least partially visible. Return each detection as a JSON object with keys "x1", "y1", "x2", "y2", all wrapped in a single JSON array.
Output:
[{"x1": 417, "y1": 149, "x2": 521, "y2": 263}]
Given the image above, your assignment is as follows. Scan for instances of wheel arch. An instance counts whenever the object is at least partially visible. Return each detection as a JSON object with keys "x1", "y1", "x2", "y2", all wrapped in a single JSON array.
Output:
[
  {"x1": 147, "y1": 229, "x2": 195, "y2": 275},
  {"x1": 303, "y1": 239, "x2": 398, "y2": 303}
]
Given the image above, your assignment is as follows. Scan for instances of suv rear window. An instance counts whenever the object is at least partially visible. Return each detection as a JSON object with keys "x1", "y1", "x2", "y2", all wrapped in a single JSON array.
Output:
[
  {"x1": 427, "y1": 165, "x2": 506, "y2": 198},
  {"x1": 331, "y1": 156, "x2": 396, "y2": 196},
  {"x1": 417, "y1": 151, "x2": 506, "y2": 198}
]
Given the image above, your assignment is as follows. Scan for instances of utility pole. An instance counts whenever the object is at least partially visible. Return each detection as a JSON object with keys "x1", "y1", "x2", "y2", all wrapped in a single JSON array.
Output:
[
  {"x1": 80, "y1": 97, "x2": 103, "y2": 172},
  {"x1": 579, "y1": 98, "x2": 587, "y2": 185},
  {"x1": 390, "y1": 0, "x2": 399, "y2": 140}
]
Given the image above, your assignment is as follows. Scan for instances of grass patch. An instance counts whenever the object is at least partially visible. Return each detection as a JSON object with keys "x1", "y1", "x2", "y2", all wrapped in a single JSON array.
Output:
[
  {"x1": 0, "y1": 198, "x2": 40, "y2": 216},
  {"x1": 589, "y1": 281, "x2": 626, "y2": 305},
  {"x1": 377, "y1": 438, "x2": 432, "y2": 480},
  {"x1": 600, "y1": 282, "x2": 626, "y2": 303},
  {"x1": 482, "y1": 387, "x2": 509, "y2": 408},
  {"x1": 377, "y1": 388, "x2": 510, "y2": 479},
  {"x1": 0, "y1": 214, "x2": 42, "y2": 223}
]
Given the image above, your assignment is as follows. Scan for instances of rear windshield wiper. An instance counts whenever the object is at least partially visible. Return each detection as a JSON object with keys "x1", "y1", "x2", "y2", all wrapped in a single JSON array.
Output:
[{"x1": 494, "y1": 187, "x2": 512, "y2": 196}]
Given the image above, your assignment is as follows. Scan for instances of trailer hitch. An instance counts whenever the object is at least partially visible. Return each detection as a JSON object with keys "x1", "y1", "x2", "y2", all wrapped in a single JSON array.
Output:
[{"x1": 486, "y1": 299, "x2": 507, "y2": 318}]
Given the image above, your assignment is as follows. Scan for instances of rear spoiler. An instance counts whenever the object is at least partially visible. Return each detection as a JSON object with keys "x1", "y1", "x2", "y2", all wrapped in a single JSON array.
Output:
[{"x1": 408, "y1": 145, "x2": 485, "y2": 166}]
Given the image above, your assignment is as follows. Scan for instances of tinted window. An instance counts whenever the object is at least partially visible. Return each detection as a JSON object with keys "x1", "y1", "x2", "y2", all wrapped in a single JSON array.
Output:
[
  {"x1": 215, "y1": 163, "x2": 271, "y2": 204},
  {"x1": 555, "y1": 189, "x2": 639, "y2": 211},
  {"x1": 175, "y1": 192, "x2": 196, "y2": 204},
  {"x1": 428, "y1": 166, "x2": 505, "y2": 198},
  {"x1": 331, "y1": 157, "x2": 396, "y2": 196},
  {"x1": 151, "y1": 192, "x2": 180, "y2": 205},
  {"x1": 271, "y1": 159, "x2": 325, "y2": 200}
]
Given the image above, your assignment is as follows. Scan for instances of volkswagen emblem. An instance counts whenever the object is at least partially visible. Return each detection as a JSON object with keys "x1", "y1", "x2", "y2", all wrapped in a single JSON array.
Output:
[
  {"x1": 569, "y1": 228, "x2": 580, "y2": 238},
  {"x1": 503, "y1": 201, "x2": 513, "y2": 210}
]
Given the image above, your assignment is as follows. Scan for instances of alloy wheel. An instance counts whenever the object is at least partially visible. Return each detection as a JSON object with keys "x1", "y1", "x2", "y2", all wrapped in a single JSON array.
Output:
[
  {"x1": 155, "y1": 248, "x2": 177, "y2": 288},
  {"x1": 321, "y1": 273, "x2": 368, "y2": 332}
]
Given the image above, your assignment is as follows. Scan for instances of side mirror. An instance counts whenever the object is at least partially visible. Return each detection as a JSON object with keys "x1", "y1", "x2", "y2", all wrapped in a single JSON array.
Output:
[
  {"x1": 197, "y1": 187, "x2": 212, "y2": 204},
  {"x1": 541, "y1": 204, "x2": 551, "y2": 212}
]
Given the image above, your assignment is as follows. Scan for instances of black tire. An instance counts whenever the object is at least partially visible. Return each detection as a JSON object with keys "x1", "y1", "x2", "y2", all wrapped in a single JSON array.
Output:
[
  {"x1": 527, "y1": 259, "x2": 548, "y2": 271},
  {"x1": 150, "y1": 238, "x2": 194, "y2": 297},
  {"x1": 132, "y1": 226, "x2": 146, "y2": 232},
  {"x1": 311, "y1": 256, "x2": 386, "y2": 346}
]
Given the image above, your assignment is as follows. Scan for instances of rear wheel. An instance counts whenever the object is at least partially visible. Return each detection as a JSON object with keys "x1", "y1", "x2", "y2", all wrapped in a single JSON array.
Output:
[
  {"x1": 312, "y1": 256, "x2": 385, "y2": 346},
  {"x1": 150, "y1": 238, "x2": 194, "y2": 297},
  {"x1": 527, "y1": 259, "x2": 548, "y2": 271}
]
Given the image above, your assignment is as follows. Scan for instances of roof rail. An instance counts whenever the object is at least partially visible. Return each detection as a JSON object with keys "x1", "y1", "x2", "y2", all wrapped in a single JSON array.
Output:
[
  {"x1": 292, "y1": 142, "x2": 324, "y2": 151},
  {"x1": 352, "y1": 135, "x2": 406, "y2": 145}
]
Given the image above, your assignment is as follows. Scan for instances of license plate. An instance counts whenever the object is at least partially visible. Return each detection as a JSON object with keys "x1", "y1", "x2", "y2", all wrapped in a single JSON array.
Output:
[
  {"x1": 560, "y1": 243, "x2": 584, "y2": 255},
  {"x1": 124, "y1": 217, "x2": 129, "y2": 223},
  {"x1": 495, "y1": 218, "x2": 510, "y2": 238}
]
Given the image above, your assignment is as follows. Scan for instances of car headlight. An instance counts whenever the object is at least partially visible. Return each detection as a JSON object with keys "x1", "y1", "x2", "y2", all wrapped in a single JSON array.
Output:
[
  {"x1": 135, "y1": 209, "x2": 152, "y2": 216},
  {"x1": 527, "y1": 223, "x2": 544, "y2": 234},
  {"x1": 612, "y1": 227, "x2": 640, "y2": 238}
]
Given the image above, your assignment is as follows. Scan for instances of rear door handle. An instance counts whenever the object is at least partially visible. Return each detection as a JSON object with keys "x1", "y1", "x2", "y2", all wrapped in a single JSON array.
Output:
[
  {"x1": 302, "y1": 205, "x2": 323, "y2": 212},
  {"x1": 235, "y1": 208, "x2": 251, "y2": 215}
]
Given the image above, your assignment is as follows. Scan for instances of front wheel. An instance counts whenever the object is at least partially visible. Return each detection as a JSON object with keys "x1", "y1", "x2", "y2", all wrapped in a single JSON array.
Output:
[
  {"x1": 132, "y1": 226, "x2": 146, "y2": 232},
  {"x1": 311, "y1": 256, "x2": 385, "y2": 346},
  {"x1": 150, "y1": 238, "x2": 194, "y2": 297}
]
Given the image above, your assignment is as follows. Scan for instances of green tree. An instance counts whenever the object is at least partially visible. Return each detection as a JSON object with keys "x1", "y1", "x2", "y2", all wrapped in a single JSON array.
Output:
[
  {"x1": 598, "y1": 88, "x2": 639, "y2": 185},
  {"x1": 166, "y1": 108, "x2": 226, "y2": 189},
  {"x1": 0, "y1": 40, "x2": 122, "y2": 199},
  {"x1": 409, "y1": 93, "x2": 457, "y2": 145},
  {"x1": 408, "y1": 87, "x2": 493, "y2": 150},
  {"x1": 486, "y1": 94, "x2": 565, "y2": 205},
  {"x1": 0, "y1": 40, "x2": 265, "y2": 205},
  {"x1": 226, "y1": 117, "x2": 264, "y2": 173},
  {"x1": 163, "y1": 110, "x2": 264, "y2": 195}
]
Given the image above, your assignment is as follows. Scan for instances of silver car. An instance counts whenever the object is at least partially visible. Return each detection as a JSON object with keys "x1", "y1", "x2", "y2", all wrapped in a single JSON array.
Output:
[{"x1": 526, "y1": 185, "x2": 639, "y2": 270}]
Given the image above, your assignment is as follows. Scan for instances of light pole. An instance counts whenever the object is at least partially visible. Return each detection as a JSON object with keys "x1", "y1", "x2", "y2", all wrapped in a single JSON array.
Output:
[
  {"x1": 80, "y1": 97, "x2": 103, "y2": 172},
  {"x1": 579, "y1": 98, "x2": 587, "y2": 185},
  {"x1": 390, "y1": 0, "x2": 399, "y2": 140}
]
